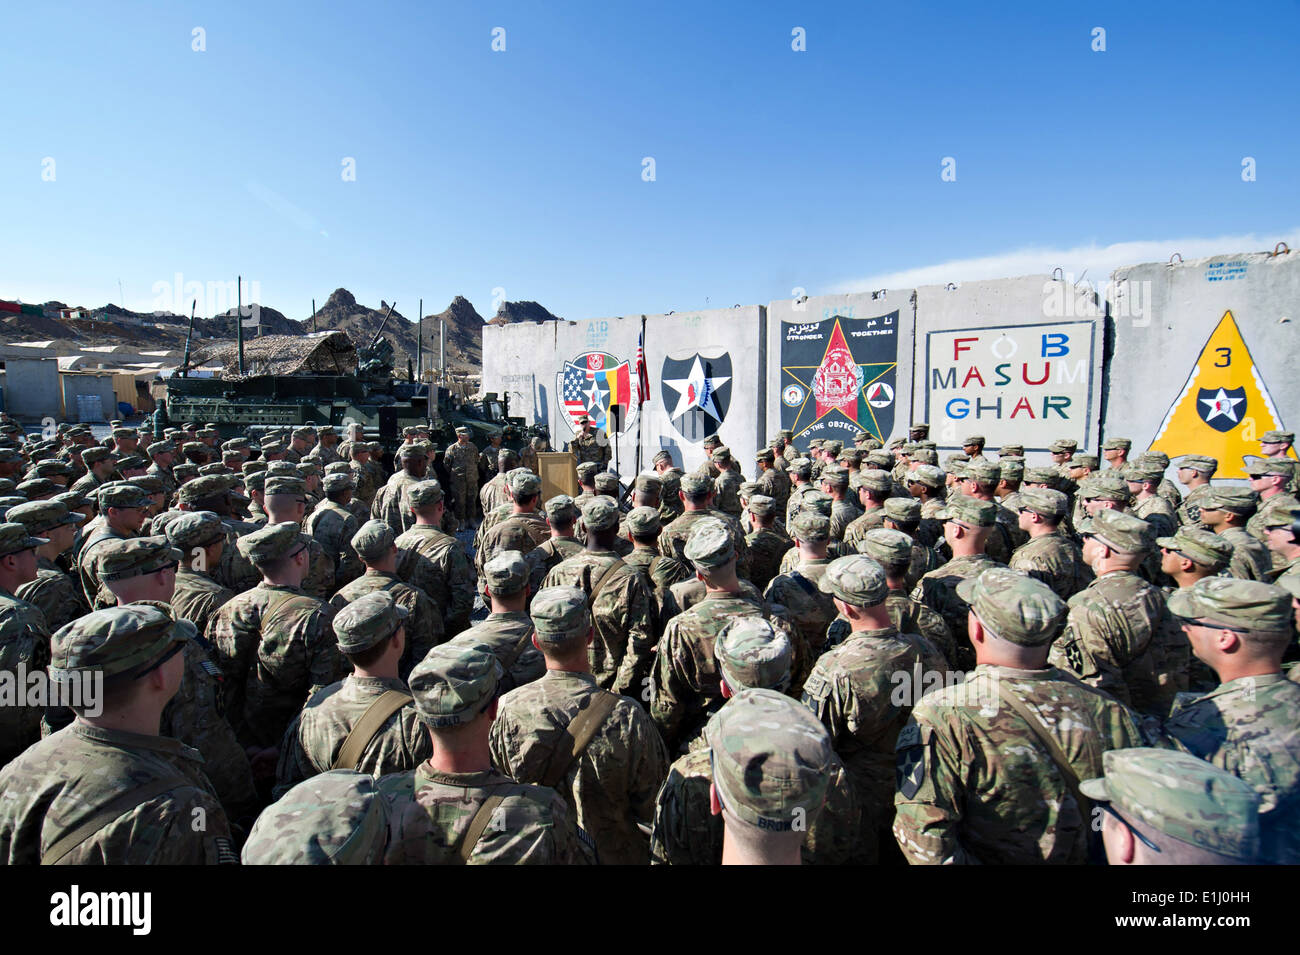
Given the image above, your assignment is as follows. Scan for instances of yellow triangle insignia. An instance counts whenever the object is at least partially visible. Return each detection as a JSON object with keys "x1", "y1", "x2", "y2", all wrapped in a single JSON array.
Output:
[{"x1": 1150, "y1": 310, "x2": 1295, "y2": 478}]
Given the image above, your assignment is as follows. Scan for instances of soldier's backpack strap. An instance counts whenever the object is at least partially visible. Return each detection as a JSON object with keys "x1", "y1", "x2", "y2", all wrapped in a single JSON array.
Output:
[
  {"x1": 994, "y1": 680, "x2": 1091, "y2": 821},
  {"x1": 786, "y1": 571, "x2": 821, "y2": 601},
  {"x1": 585, "y1": 558, "x2": 625, "y2": 609},
  {"x1": 331, "y1": 689, "x2": 414, "y2": 771},
  {"x1": 499, "y1": 626, "x2": 537, "y2": 675},
  {"x1": 455, "y1": 791, "x2": 509, "y2": 864},
  {"x1": 260, "y1": 588, "x2": 316, "y2": 632},
  {"x1": 540, "y1": 690, "x2": 620, "y2": 790},
  {"x1": 41, "y1": 775, "x2": 190, "y2": 865}
]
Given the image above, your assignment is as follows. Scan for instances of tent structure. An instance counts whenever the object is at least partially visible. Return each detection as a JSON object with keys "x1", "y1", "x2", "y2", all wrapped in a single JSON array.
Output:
[{"x1": 187, "y1": 331, "x2": 357, "y2": 379}]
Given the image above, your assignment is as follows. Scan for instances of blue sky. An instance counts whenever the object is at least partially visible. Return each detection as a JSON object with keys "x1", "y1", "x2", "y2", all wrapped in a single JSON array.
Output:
[{"x1": 3, "y1": 0, "x2": 1297, "y2": 322}]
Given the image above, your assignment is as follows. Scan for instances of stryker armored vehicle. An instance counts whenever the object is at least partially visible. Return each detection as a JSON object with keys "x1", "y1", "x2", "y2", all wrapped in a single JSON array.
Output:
[{"x1": 439, "y1": 389, "x2": 547, "y2": 452}]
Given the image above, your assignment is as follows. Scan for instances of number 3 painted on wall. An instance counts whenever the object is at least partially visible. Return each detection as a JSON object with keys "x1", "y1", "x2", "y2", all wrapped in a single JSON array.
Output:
[{"x1": 1214, "y1": 347, "x2": 1231, "y2": 367}]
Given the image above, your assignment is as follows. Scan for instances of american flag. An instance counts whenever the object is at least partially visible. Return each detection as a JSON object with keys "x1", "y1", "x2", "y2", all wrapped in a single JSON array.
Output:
[
  {"x1": 562, "y1": 361, "x2": 599, "y2": 428},
  {"x1": 635, "y1": 331, "x2": 650, "y2": 404}
]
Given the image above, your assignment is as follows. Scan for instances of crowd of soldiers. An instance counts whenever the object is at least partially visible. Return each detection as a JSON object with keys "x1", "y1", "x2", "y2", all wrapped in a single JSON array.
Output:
[{"x1": 0, "y1": 409, "x2": 1297, "y2": 866}]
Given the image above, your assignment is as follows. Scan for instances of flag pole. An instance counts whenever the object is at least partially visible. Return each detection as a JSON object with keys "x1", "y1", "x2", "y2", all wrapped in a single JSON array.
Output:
[{"x1": 635, "y1": 316, "x2": 647, "y2": 474}]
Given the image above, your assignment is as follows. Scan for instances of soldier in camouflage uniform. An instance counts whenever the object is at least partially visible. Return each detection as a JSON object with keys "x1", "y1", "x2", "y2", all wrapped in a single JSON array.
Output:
[
  {"x1": 803, "y1": 554, "x2": 948, "y2": 860},
  {"x1": 262, "y1": 475, "x2": 336, "y2": 601},
  {"x1": 1258, "y1": 428, "x2": 1298, "y2": 494},
  {"x1": 243, "y1": 769, "x2": 390, "y2": 864},
  {"x1": 705, "y1": 687, "x2": 835, "y2": 864},
  {"x1": 478, "y1": 433, "x2": 504, "y2": 488},
  {"x1": 519, "y1": 435, "x2": 547, "y2": 476},
  {"x1": 475, "y1": 470, "x2": 549, "y2": 590},
  {"x1": 658, "y1": 472, "x2": 751, "y2": 583},
  {"x1": 371, "y1": 442, "x2": 433, "y2": 537},
  {"x1": 710, "y1": 446, "x2": 744, "y2": 519},
  {"x1": 955, "y1": 459, "x2": 1021, "y2": 563},
  {"x1": 490, "y1": 586, "x2": 668, "y2": 865},
  {"x1": 394, "y1": 479, "x2": 475, "y2": 639},
  {"x1": 479, "y1": 448, "x2": 519, "y2": 517},
  {"x1": 1173, "y1": 453, "x2": 1217, "y2": 527},
  {"x1": 1084, "y1": 747, "x2": 1262, "y2": 865},
  {"x1": 330, "y1": 521, "x2": 443, "y2": 681},
  {"x1": 76, "y1": 482, "x2": 151, "y2": 610},
  {"x1": 654, "y1": 519, "x2": 787, "y2": 753},
  {"x1": 841, "y1": 469, "x2": 892, "y2": 552},
  {"x1": 878, "y1": 497, "x2": 942, "y2": 587},
  {"x1": 304, "y1": 472, "x2": 365, "y2": 591},
  {"x1": 275, "y1": 592, "x2": 431, "y2": 800},
  {"x1": 1262, "y1": 507, "x2": 1300, "y2": 593},
  {"x1": 302, "y1": 425, "x2": 342, "y2": 469},
  {"x1": 566, "y1": 415, "x2": 610, "y2": 469},
  {"x1": 821, "y1": 466, "x2": 861, "y2": 543},
  {"x1": 1154, "y1": 578, "x2": 1300, "y2": 864},
  {"x1": 10, "y1": 501, "x2": 90, "y2": 633},
  {"x1": 1246, "y1": 458, "x2": 1299, "y2": 565},
  {"x1": 165, "y1": 511, "x2": 236, "y2": 638},
  {"x1": 346, "y1": 441, "x2": 380, "y2": 509},
  {"x1": 446, "y1": 551, "x2": 546, "y2": 693},
  {"x1": 755, "y1": 448, "x2": 790, "y2": 518},
  {"x1": 1048, "y1": 509, "x2": 1167, "y2": 714},
  {"x1": 1198, "y1": 486, "x2": 1273, "y2": 581},
  {"x1": 211, "y1": 522, "x2": 344, "y2": 784},
  {"x1": 1126, "y1": 459, "x2": 1178, "y2": 538},
  {"x1": 524, "y1": 494, "x2": 586, "y2": 600},
  {"x1": 912, "y1": 495, "x2": 1005, "y2": 670},
  {"x1": 651, "y1": 617, "x2": 861, "y2": 864},
  {"x1": 543, "y1": 497, "x2": 654, "y2": 698},
  {"x1": 378, "y1": 644, "x2": 590, "y2": 864},
  {"x1": 176, "y1": 473, "x2": 262, "y2": 595},
  {"x1": 1155, "y1": 525, "x2": 1234, "y2": 696},
  {"x1": 0, "y1": 604, "x2": 237, "y2": 864},
  {"x1": 1008, "y1": 487, "x2": 1093, "y2": 601},
  {"x1": 763, "y1": 511, "x2": 837, "y2": 691},
  {"x1": 442, "y1": 427, "x2": 480, "y2": 524},
  {"x1": 0, "y1": 522, "x2": 54, "y2": 768},
  {"x1": 907, "y1": 464, "x2": 948, "y2": 523},
  {"x1": 743, "y1": 494, "x2": 791, "y2": 592},
  {"x1": 893, "y1": 568, "x2": 1145, "y2": 864},
  {"x1": 67, "y1": 445, "x2": 116, "y2": 499},
  {"x1": 144, "y1": 439, "x2": 178, "y2": 507}
]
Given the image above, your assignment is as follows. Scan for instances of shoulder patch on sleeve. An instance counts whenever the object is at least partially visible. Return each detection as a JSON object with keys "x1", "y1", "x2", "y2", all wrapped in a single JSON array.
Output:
[{"x1": 895, "y1": 718, "x2": 927, "y2": 800}]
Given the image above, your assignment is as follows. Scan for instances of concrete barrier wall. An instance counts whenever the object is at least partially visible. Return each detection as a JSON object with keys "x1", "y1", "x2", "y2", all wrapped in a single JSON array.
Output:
[
  {"x1": 3, "y1": 358, "x2": 61, "y2": 421},
  {"x1": 483, "y1": 249, "x2": 1297, "y2": 476},
  {"x1": 1106, "y1": 251, "x2": 1300, "y2": 478}
]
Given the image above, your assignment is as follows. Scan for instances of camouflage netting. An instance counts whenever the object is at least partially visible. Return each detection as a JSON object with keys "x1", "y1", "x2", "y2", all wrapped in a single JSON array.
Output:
[{"x1": 190, "y1": 331, "x2": 357, "y2": 379}]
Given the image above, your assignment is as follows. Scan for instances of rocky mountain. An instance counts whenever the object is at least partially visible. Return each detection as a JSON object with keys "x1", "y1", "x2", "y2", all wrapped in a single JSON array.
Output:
[{"x1": 490, "y1": 300, "x2": 564, "y2": 326}]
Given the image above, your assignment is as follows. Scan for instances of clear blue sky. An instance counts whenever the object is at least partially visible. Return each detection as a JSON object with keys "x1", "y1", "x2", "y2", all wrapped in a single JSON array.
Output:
[{"x1": 3, "y1": 0, "x2": 1297, "y2": 323}]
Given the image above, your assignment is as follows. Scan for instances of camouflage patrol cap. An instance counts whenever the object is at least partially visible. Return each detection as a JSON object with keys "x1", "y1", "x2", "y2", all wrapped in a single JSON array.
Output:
[
  {"x1": 997, "y1": 443, "x2": 1024, "y2": 456},
  {"x1": 146, "y1": 440, "x2": 177, "y2": 457},
  {"x1": 1080, "y1": 748, "x2": 1260, "y2": 861},
  {"x1": 322, "y1": 472, "x2": 356, "y2": 494},
  {"x1": 406, "y1": 480, "x2": 444, "y2": 508},
  {"x1": 857, "y1": 528, "x2": 913, "y2": 567},
  {"x1": 98, "y1": 536, "x2": 182, "y2": 582},
  {"x1": 1167, "y1": 577, "x2": 1293, "y2": 632},
  {"x1": 496, "y1": 448, "x2": 518, "y2": 469},
  {"x1": 5, "y1": 500, "x2": 83, "y2": 535},
  {"x1": 652, "y1": 450, "x2": 674, "y2": 466},
  {"x1": 50, "y1": 603, "x2": 195, "y2": 681},
  {"x1": 575, "y1": 461, "x2": 600, "y2": 483},
  {"x1": 409, "y1": 644, "x2": 502, "y2": 728},
  {"x1": 943, "y1": 453, "x2": 970, "y2": 474},
  {"x1": 788, "y1": 458, "x2": 812, "y2": 479},
  {"x1": 1244, "y1": 457, "x2": 1293, "y2": 478},
  {"x1": 956, "y1": 567, "x2": 1067, "y2": 647},
  {"x1": 265, "y1": 476, "x2": 308, "y2": 500},
  {"x1": 626, "y1": 505, "x2": 661, "y2": 536},
  {"x1": 1101, "y1": 438, "x2": 1132, "y2": 451},
  {"x1": 823, "y1": 440, "x2": 843, "y2": 455},
  {"x1": 1022, "y1": 466, "x2": 1059, "y2": 486},
  {"x1": 715, "y1": 617, "x2": 792, "y2": 693},
  {"x1": 0, "y1": 479, "x2": 15, "y2": 496},
  {"x1": 962, "y1": 459, "x2": 1001, "y2": 484},
  {"x1": 1084, "y1": 508, "x2": 1153, "y2": 554},
  {"x1": 237, "y1": 522, "x2": 305, "y2": 565},
  {"x1": 790, "y1": 510, "x2": 830, "y2": 543},
  {"x1": 398, "y1": 441, "x2": 432, "y2": 460},
  {"x1": 935, "y1": 494, "x2": 997, "y2": 527},
  {"x1": 747, "y1": 494, "x2": 776, "y2": 518},
  {"x1": 98, "y1": 483, "x2": 152, "y2": 509},
  {"x1": 197, "y1": 463, "x2": 233, "y2": 478},
  {"x1": 592, "y1": 472, "x2": 619, "y2": 496},
  {"x1": 679, "y1": 473, "x2": 712, "y2": 496},
  {"x1": 53, "y1": 490, "x2": 91, "y2": 513},
  {"x1": 166, "y1": 510, "x2": 230, "y2": 550},
  {"x1": 755, "y1": 448, "x2": 775, "y2": 464},
  {"x1": 1198, "y1": 485, "x2": 1258, "y2": 516},
  {"x1": 707, "y1": 688, "x2": 832, "y2": 831},
  {"x1": 779, "y1": 429, "x2": 794, "y2": 440},
  {"x1": 296, "y1": 461, "x2": 321, "y2": 478},
  {"x1": 1156, "y1": 526, "x2": 1232, "y2": 569},
  {"x1": 1077, "y1": 472, "x2": 1132, "y2": 503},
  {"x1": 818, "y1": 554, "x2": 888, "y2": 606},
  {"x1": 290, "y1": 427, "x2": 317, "y2": 440},
  {"x1": 0, "y1": 520, "x2": 47, "y2": 557},
  {"x1": 853, "y1": 469, "x2": 892, "y2": 494},
  {"x1": 81, "y1": 447, "x2": 116, "y2": 465},
  {"x1": 181, "y1": 440, "x2": 211, "y2": 457},
  {"x1": 837, "y1": 449, "x2": 861, "y2": 466},
  {"x1": 128, "y1": 475, "x2": 165, "y2": 495},
  {"x1": 266, "y1": 461, "x2": 300, "y2": 477},
  {"x1": 243, "y1": 471, "x2": 268, "y2": 493},
  {"x1": 1018, "y1": 486, "x2": 1069, "y2": 520},
  {"x1": 1262, "y1": 506, "x2": 1300, "y2": 530},
  {"x1": 658, "y1": 469, "x2": 681, "y2": 498},
  {"x1": 961, "y1": 434, "x2": 985, "y2": 447},
  {"x1": 999, "y1": 460, "x2": 1024, "y2": 481},
  {"x1": 858, "y1": 438, "x2": 883, "y2": 452},
  {"x1": 703, "y1": 434, "x2": 722, "y2": 449},
  {"x1": 0, "y1": 497, "x2": 26, "y2": 511},
  {"x1": 582, "y1": 496, "x2": 620, "y2": 532},
  {"x1": 1260, "y1": 430, "x2": 1294, "y2": 444},
  {"x1": 1048, "y1": 439, "x2": 1078, "y2": 454},
  {"x1": 819, "y1": 466, "x2": 848, "y2": 489},
  {"x1": 351, "y1": 520, "x2": 396, "y2": 562},
  {"x1": 0, "y1": 448, "x2": 23, "y2": 466},
  {"x1": 484, "y1": 550, "x2": 528, "y2": 596},
  {"x1": 364, "y1": 441, "x2": 384, "y2": 455},
  {"x1": 908, "y1": 422, "x2": 930, "y2": 434},
  {"x1": 684, "y1": 518, "x2": 735, "y2": 569},
  {"x1": 882, "y1": 496, "x2": 921, "y2": 523},
  {"x1": 633, "y1": 472, "x2": 662, "y2": 494},
  {"x1": 324, "y1": 461, "x2": 352, "y2": 476},
  {"x1": 333, "y1": 591, "x2": 409, "y2": 654},
  {"x1": 16, "y1": 478, "x2": 59, "y2": 499},
  {"x1": 179, "y1": 474, "x2": 246, "y2": 505},
  {"x1": 507, "y1": 469, "x2": 542, "y2": 499},
  {"x1": 116, "y1": 454, "x2": 148, "y2": 471},
  {"x1": 909, "y1": 448, "x2": 938, "y2": 466},
  {"x1": 543, "y1": 494, "x2": 578, "y2": 523},
  {"x1": 710, "y1": 446, "x2": 732, "y2": 464},
  {"x1": 242, "y1": 770, "x2": 389, "y2": 865},
  {"x1": 401, "y1": 426, "x2": 423, "y2": 438},
  {"x1": 530, "y1": 586, "x2": 592, "y2": 643},
  {"x1": 242, "y1": 459, "x2": 269, "y2": 475},
  {"x1": 907, "y1": 464, "x2": 945, "y2": 490},
  {"x1": 222, "y1": 437, "x2": 251, "y2": 451},
  {"x1": 1068, "y1": 453, "x2": 1100, "y2": 470},
  {"x1": 801, "y1": 490, "x2": 833, "y2": 517},
  {"x1": 1123, "y1": 461, "x2": 1164, "y2": 484},
  {"x1": 32, "y1": 460, "x2": 73, "y2": 478}
]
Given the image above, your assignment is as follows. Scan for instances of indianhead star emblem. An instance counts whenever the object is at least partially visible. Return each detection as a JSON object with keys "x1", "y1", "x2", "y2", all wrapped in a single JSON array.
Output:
[
  {"x1": 1199, "y1": 387, "x2": 1244, "y2": 424},
  {"x1": 662, "y1": 355, "x2": 730, "y2": 421}
]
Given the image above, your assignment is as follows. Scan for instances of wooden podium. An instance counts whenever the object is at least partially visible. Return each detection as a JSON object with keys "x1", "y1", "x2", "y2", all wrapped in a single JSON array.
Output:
[{"x1": 537, "y1": 451, "x2": 579, "y2": 501}]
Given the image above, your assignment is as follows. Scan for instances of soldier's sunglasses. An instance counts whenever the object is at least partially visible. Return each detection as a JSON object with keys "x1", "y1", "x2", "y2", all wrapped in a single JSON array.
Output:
[{"x1": 1097, "y1": 802, "x2": 1161, "y2": 852}]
